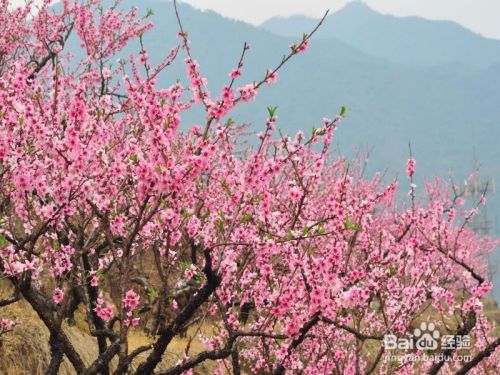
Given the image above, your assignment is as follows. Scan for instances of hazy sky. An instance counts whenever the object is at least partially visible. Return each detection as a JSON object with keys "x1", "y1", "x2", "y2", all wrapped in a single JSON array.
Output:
[
  {"x1": 179, "y1": 0, "x2": 500, "y2": 40},
  {"x1": 9, "y1": 0, "x2": 500, "y2": 40}
]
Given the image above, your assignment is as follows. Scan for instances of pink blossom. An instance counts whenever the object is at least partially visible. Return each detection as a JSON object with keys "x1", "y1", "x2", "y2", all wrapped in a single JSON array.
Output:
[
  {"x1": 291, "y1": 39, "x2": 309, "y2": 54},
  {"x1": 1, "y1": 318, "x2": 18, "y2": 331},
  {"x1": 229, "y1": 68, "x2": 241, "y2": 79},
  {"x1": 237, "y1": 83, "x2": 257, "y2": 102},
  {"x1": 265, "y1": 69, "x2": 278, "y2": 85},
  {"x1": 171, "y1": 299, "x2": 178, "y2": 310},
  {"x1": 94, "y1": 294, "x2": 114, "y2": 322},
  {"x1": 406, "y1": 157, "x2": 416, "y2": 177},
  {"x1": 94, "y1": 304, "x2": 114, "y2": 322},
  {"x1": 53, "y1": 288, "x2": 64, "y2": 304},
  {"x1": 91, "y1": 275, "x2": 99, "y2": 287},
  {"x1": 122, "y1": 290, "x2": 140, "y2": 311},
  {"x1": 209, "y1": 305, "x2": 217, "y2": 315}
]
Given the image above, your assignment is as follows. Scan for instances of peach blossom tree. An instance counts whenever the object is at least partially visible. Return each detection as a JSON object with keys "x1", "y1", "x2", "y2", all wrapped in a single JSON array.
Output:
[{"x1": 0, "y1": 1, "x2": 498, "y2": 374}]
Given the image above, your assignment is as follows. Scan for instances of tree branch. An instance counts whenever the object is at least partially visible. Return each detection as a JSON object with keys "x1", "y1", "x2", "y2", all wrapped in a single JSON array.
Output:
[
  {"x1": 455, "y1": 337, "x2": 500, "y2": 375},
  {"x1": 134, "y1": 249, "x2": 221, "y2": 375}
]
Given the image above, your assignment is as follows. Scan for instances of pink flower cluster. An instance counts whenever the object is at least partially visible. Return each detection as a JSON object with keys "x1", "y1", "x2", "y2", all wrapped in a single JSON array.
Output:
[
  {"x1": 290, "y1": 39, "x2": 309, "y2": 54},
  {"x1": 94, "y1": 294, "x2": 114, "y2": 322},
  {"x1": 406, "y1": 157, "x2": 416, "y2": 177},
  {"x1": 53, "y1": 288, "x2": 64, "y2": 304},
  {"x1": 1, "y1": 318, "x2": 19, "y2": 332},
  {"x1": 237, "y1": 83, "x2": 257, "y2": 102},
  {"x1": 122, "y1": 290, "x2": 141, "y2": 327},
  {"x1": 123, "y1": 289, "x2": 140, "y2": 311}
]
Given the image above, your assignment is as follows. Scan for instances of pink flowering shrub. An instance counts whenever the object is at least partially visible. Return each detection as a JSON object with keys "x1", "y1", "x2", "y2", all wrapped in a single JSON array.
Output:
[{"x1": 0, "y1": 1, "x2": 498, "y2": 374}]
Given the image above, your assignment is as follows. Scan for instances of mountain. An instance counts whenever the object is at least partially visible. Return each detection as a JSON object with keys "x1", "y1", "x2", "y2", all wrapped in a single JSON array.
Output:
[
  {"x1": 261, "y1": 2, "x2": 500, "y2": 68},
  {"x1": 60, "y1": 0, "x2": 500, "y2": 300}
]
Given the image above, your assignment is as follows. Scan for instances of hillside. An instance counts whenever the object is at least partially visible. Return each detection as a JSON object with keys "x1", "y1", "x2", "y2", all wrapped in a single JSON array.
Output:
[{"x1": 261, "y1": 2, "x2": 500, "y2": 68}]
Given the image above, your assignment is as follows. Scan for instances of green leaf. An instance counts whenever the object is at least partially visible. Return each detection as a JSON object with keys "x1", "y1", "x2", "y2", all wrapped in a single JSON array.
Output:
[
  {"x1": 146, "y1": 8, "x2": 154, "y2": 17},
  {"x1": 129, "y1": 153, "x2": 139, "y2": 164},
  {"x1": 95, "y1": 269, "x2": 105, "y2": 277},
  {"x1": 25, "y1": 143, "x2": 35, "y2": 155},
  {"x1": 390, "y1": 264, "x2": 398, "y2": 276},
  {"x1": 181, "y1": 262, "x2": 192, "y2": 270},
  {"x1": 340, "y1": 106, "x2": 348, "y2": 117},
  {"x1": 286, "y1": 229, "x2": 294, "y2": 240},
  {"x1": 267, "y1": 106, "x2": 278, "y2": 118},
  {"x1": 302, "y1": 226, "x2": 310, "y2": 235},
  {"x1": 344, "y1": 217, "x2": 361, "y2": 232},
  {"x1": 215, "y1": 220, "x2": 225, "y2": 233},
  {"x1": 251, "y1": 194, "x2": 263, "y2": 204},
  {"x1": 147, "y1": 288, "x2": 159, "y2": 299},
  {"x1": 316, "y1": 129, "x2": 326, "y2": 136},
  {"x1": 241, "y1": 213, "x2": 252, "y2": 224},
  {"x1": 220, "y1": 180, "x2": 232, "y2": 197},
  {"x1": 19, "y1": 116, "x2": 24, "y2": 126},
  {"x1": 0, "y1": 235, "x2": 8, "y2": 248},
  {"x1": 194, "y1": 275, "x2": 204, "y2": 284},
  {"x1": 181, "y1": 209, "x2": 191, "y2": 219}
]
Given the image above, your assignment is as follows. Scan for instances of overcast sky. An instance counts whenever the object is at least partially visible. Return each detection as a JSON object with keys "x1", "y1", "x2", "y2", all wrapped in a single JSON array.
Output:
[
  {"x1": 10, "y1": 0, "x2": 500, "y2": 40},
  {"x1": 179, "y1": 0, "x2": 500, "y2": 40}
]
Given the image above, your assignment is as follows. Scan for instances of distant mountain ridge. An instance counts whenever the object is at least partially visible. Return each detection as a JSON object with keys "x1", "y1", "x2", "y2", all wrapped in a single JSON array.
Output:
[{"x1": 261, "y1": 2, "x2": 500, "y2": 68}]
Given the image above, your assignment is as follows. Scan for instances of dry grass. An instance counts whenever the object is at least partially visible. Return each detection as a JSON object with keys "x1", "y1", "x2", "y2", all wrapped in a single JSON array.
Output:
[
  {"x1": 0, "y1": 291, "x2": 99, "y2": 375},
  {"x1": 0, "y1": 280, "x2": 218, "y2": 374},
  {"x1": 126, "y1": 326, "x2": 216, "y2": 374}
]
